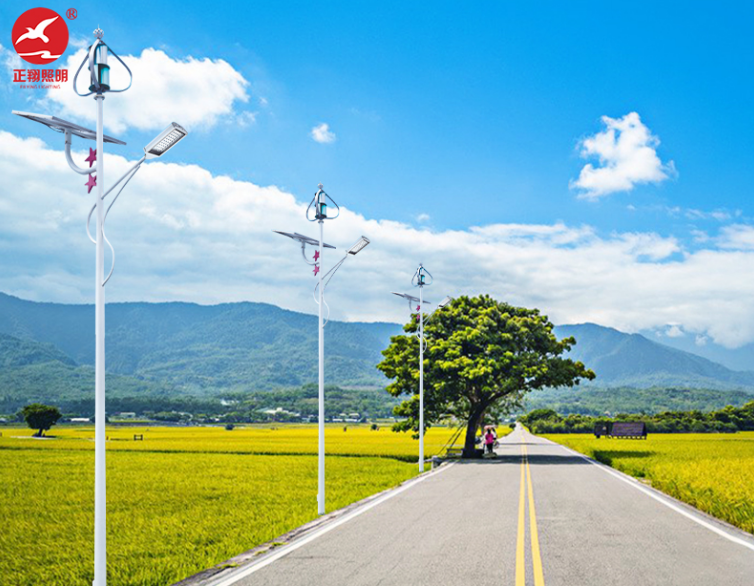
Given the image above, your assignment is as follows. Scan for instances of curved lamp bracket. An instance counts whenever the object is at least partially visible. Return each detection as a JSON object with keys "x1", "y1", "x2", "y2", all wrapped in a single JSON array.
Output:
[{"x1": 64, "y1": 131, "x2": 96, "y2": 175}]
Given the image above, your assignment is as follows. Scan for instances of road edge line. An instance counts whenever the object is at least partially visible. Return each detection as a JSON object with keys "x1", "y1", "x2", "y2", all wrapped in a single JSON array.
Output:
[
  {"x1": 545, "y1": 438, "x2": 754, "y2": 553},
  {"x1": 199, "y1": 461, "x2": 457, "y2": 586}
]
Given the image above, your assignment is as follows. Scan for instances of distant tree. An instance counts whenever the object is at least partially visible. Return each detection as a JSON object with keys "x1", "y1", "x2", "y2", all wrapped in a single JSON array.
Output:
[
  {"x1": 225, "y1": 423, "x2": 235, "y2": 431},
  {"x1": 378, "y1": 295, "x2": 595, "y2": 458},
  {"x1": 21, "y1": 403, "x2": 62, "y2": 437},
  {"x1": 525, "y1": 408, "x2": 559, "y2": 423}
]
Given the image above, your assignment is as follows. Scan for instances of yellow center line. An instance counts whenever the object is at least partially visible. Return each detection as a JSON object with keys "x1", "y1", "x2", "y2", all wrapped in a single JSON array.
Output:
[
  {"x1": 516, "y1": 443, "x2": 526, "y2": 586},
  {"x1": 525, "y1": 444, "x2": 546, "y2": 586}
]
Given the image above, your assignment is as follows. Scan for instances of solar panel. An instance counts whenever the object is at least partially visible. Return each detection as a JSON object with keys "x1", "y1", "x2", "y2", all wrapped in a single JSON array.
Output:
[
  {"x1": 273, "y1": 230, "x2": 336, "y2": 249},
  {"x1": 12, "y1": 111, "x2": 126, "y2": 145},
  {"x1": 392, "y1": 292, "x2": 429, "y2": 304}
]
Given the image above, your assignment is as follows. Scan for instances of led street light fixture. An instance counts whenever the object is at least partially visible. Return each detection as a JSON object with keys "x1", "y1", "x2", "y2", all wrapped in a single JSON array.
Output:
[
  {"x1": 273, "y1": 231, "x2": 337, "y2": 249},
  {"x1": 12, "y1": 111, "x2": 126, "y2": 145},
  {"x1": 144, "y1": 122, "x2": 188, "y2": 159},
  {"x1": 347, "y1": 236, "x2": 370, "y2": 255},
  {"x1": 437, "y1": 296, "x2": 454, "y2": 309}
]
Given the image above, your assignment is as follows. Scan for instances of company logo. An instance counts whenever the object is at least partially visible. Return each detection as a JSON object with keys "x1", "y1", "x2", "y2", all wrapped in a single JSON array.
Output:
[{"x1": 11, "y1": 8, "x2": 69, "y2": 65}]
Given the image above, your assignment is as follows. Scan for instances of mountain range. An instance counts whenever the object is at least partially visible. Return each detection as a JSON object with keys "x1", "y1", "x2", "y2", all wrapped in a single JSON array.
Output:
[{"x1": 0, "y1": 292, "x2": 753, "y2": 412}]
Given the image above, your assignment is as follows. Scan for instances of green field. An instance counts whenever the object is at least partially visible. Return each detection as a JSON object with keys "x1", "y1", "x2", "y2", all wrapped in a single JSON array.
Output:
[
  {"x1": 0, "y1": 424, "x2": 477, "y2": 586},
  {"x1": 544, "y1": 433, "x2": 754, "y2": 535}
]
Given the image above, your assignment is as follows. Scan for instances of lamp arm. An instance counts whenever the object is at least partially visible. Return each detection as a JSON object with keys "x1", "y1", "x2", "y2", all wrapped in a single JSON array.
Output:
[
  {"x1": 64, "y1": 131, "x2": 96, "y2": 175},
  {"x1": 85, "y1": 157, "x2": 145, "y2": 243},
  {"x1": 104, "y1": 160, "x2": 143, "y2": 221},
  {"x1": 314, "y1": 252, "x2": 348, "y2": 296},
  {"x1": 301, "y1": 242, "x2": 316, "y2": 266},
  {"x1": 313, "y1": 252, "x2": 349, "y2": 327},
  {"x1": 104, "y1": 155, "x2": 146, "y2": 200}
]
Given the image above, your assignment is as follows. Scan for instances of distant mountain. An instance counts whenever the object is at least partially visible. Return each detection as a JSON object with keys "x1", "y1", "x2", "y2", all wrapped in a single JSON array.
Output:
[
  {"x1": 555, "y1": 323, "x2": 754, "y2": 390},
  {"x1": 0, "y1": 292, "x2": 403, "y2": 393},
  {"x1": 640, "y1": 328, "x2": 754, "y2": 372},
  {"x1": 1, "y1": 292, "x2": 753, "y2": 408},
  {"x1": 0, "y1": 333, "x2": 75, "y2": 368},
  {"x1": 0, "y1": 333, "x2": 172, "y2": 412}
]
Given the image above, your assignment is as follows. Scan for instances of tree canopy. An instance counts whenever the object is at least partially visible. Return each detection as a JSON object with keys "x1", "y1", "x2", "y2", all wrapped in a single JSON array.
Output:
[
  {"x1": 21, "y1": 403, "x2": 62, "y2": 437},
  {"x1": 377, "y1": 295, "x2": 595, "y2": 457}
]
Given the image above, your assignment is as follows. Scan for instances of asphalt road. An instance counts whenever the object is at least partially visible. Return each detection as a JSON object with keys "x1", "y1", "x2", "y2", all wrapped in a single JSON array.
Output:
[{"x1": 199, "y1": 426, "x2": 754, "y2": 586}]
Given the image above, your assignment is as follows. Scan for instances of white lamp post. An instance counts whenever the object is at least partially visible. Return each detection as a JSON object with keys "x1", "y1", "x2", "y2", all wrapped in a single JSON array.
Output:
[
  {"x1": 14, "y1": 28, "x2": 187, "y2": 586},
  {"x1": 275, "y1": 185, "x2": 370, "y2": 515},
  {"x1": 392, "y1": 268, "x2": 452, "y2": 472}
]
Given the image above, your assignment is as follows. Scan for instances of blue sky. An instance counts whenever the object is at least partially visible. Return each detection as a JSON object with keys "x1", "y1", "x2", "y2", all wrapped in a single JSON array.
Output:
[{"x1": 1, "y1": 1, "x2": 754, "y2": 350}]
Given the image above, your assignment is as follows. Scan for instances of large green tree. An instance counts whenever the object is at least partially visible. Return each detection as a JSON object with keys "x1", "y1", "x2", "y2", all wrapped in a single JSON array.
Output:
[
  {"x1": 21, "y1": 403, "x2": 62, "y2": 437},
  {"x1": 377, "y1": 295, "x2": 595, "y2": 457}
]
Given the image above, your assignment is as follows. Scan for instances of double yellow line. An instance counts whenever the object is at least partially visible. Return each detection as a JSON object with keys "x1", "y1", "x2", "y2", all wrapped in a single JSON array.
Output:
[{"x1": 516, "y1": 440, "x2": 545, "y2": 586}]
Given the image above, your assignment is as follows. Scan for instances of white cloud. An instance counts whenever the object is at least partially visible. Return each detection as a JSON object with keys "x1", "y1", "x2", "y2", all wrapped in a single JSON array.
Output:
[
  {"x1": 716, "y1": 225, "x2": 754, "y2": 250},
  {"x1": 40, "y1": 48, "x2": 249, "y2": 133},
  {"x1": 311, "y1": 123, "x2": 336, "y2": 144},
  {"x1": 685, "y1": 208, "x2": 736, "y2": 222},
  {"x1": 416, "y1": 213, "x2": 430, "y2": 223},
  {"x1": 0, "y1": 43, "x2": 22, "y2": 74},
  {"x1": 235, "y1": 111, "x2": 258, "y2": 128},
  {"x1": 571, "y1": 112, "x2": 674, "y2": 199},
  {"x1": 690, "y1": 229, "x2": 710, "y2": 243},
  {"x1": 665, "y1": 324, "x2": 684, "y2": 338},
  {"x1": 2, "y1": 130, "x2": 754, "y2": 348}
]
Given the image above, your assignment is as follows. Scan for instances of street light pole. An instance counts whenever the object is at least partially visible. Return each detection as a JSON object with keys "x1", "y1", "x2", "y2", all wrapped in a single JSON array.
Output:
[
  {"x1": 14, "y1": 27, "x2": 188, "y2": 585},
  {"x1": 317, "y1": 216, "x2": 325, "y2": 515},
  {"x1": 391, "y1": 268, "x2": 449, "y2": 472},
  {"x1": 274, "y1": 198, "x2": 370, "y2": 516},
  {"x1": 93, "y1": 90, "x2": 106, "y2": 586},
  {"x1": 418, "y1": 281, "x2": 424, "y2": 472}
]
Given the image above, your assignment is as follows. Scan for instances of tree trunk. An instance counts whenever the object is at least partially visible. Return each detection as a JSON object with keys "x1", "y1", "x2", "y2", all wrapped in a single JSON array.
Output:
[{"x1": 462, "y1": 404, "x2": 486, "y2": 458}]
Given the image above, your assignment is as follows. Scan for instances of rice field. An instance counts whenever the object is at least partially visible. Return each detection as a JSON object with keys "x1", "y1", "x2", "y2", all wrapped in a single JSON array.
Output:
[
  {"x1": 0, "y1": 423, "x2": 477, "y2": 586},
  {"x1": 543, "y1": 432, "x2": 754, "y2": 535},
  {"x1": 0, "y1": 423, "x2": 469, "y2": 460}
]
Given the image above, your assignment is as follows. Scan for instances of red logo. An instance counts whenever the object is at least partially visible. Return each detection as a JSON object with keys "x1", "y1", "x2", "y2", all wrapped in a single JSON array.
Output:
[{"x1": 11, "y1": 8, "x2": 69, "y2": 65}]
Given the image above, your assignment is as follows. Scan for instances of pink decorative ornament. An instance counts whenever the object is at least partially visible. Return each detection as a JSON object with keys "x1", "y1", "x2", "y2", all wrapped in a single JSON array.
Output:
[
  {"x1": 85, "y1": 174, "x2": 97, "y2": 194},
  {"x1": 85, "y1": 148, "x2": 97, "y2": 168}
]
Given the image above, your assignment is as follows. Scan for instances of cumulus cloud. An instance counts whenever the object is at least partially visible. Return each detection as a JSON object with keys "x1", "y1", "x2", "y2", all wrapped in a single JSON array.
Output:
[
  {"x1": 2, "y1": 131, "x2": 754, "y2": 348},
  {"x1": 717, "y1": 224, "x2": 754, "y2": 250},
  {"x1": 39, "y1": 48, "x2": 249, "y2": 133},
  {"x1": 571, "y1": 112, "x2": 674, "y2": 199},
  {"x1": 311, "y1": 123, "x2": 336, "y2": 144},
  {"x1": 665, "y1": 324, "x2": 684, "y2": 338}
]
